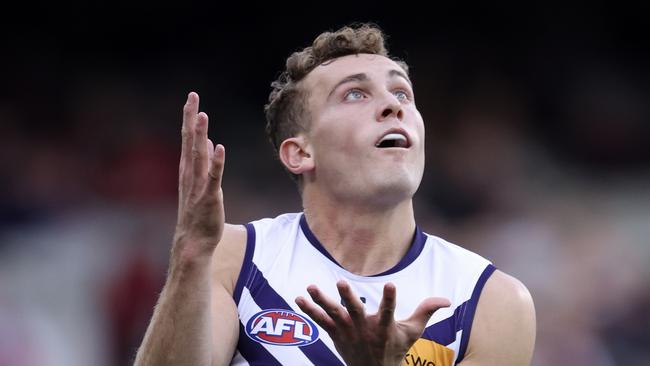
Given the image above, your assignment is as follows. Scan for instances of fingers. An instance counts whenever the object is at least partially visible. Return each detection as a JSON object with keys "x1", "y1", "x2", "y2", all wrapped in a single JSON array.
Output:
[
  {"x1": 295, "y1": 295, "x2": 336, "y2": 334},
  {"x1": 296, "y1": 286, "x2": 336, "y2": 334},
  {"x1": 405, "y1": 297, "x2": 451, "y2": 332},
  {"x1": 378, "y1": 282, "x2": 397, "y2": 328},
  {"x1": 181, "y1": 93, "x2": 198, "y2": 170},
  {"x1": 207, "y1": 138, "x2": 215, "y2": 161},
  {"x1": 206, "y1": 144, "x2": 225, "y2": 194},
  {"x1": 179, "y1": 92, "x2": 198, "y2": 193},
  {"x1": 297, "y1": 282, "x2": 366, "y2": 338},
  {"x1": 307, "y1": 285, "x2": 350, "y2": 323},
  {"x1": 178, "y1": 91, "x2": 225, "y2": 212},
  {"x1": 337, "y1": 281, "x2": 366, "y2": 327},
  {"x1": 187, "y1": 111, "x2": 211, "y2": 202}
]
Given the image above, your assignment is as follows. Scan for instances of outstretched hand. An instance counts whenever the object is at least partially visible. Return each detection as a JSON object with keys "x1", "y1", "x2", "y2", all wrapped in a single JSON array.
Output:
[
  {"x1": 296, "y1": 281, "x2": 450, "y2": 366},
  {"x1": 173, "y1": 92, "x2": 226, "y2": 261}
]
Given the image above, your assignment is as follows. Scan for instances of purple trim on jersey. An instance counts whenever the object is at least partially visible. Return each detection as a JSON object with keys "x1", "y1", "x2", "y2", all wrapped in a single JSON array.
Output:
[
  {"x1": 299, "y1": 213, "x2": 427, "y2": 276},
  {"x1": 237, "y1": 322, "x2": 283, "y2": 365},
  {"x1": 419, "y1": 264, "x2": 496, "y2": 361},
  {"x1": 455, "y1": 264, "x2": 496, "y2": 364},
  {"x1": 375, "y1": 227, "x2": 426, "y2": 276},
  {"x1": 238, "y1": 261, "x2": 345, "y2": 366},
  {"x1": 233, "y1": 223, "x2": 256, "y2": 303},
  {"x1": 421, "y1": 302, "x2": 466, "y2": 346}
]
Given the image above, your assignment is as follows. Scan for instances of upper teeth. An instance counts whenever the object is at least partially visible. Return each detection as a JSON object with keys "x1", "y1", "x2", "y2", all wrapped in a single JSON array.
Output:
[{"x1": 378, "y1": 133, "x2": 407, "y2": 145}]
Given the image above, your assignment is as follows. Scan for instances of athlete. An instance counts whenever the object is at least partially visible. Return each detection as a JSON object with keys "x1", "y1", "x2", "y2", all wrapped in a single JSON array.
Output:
[{"x1": 134, "y1": 23, "x2": 536, "y2": 365}]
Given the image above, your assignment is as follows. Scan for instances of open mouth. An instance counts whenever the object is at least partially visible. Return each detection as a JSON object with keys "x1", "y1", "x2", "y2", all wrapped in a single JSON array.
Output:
[{"x1": 375, "y1": 132, "x2": 410, "y2": 148}]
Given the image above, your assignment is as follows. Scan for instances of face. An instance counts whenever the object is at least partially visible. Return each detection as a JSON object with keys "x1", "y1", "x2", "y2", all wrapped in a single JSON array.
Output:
[{"x1": 300, "y1": 54, "x2": 426, "y2": 206}]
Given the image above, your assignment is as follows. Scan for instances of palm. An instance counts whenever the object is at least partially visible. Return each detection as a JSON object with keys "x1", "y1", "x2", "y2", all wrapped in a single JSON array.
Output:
[
  {"x1": 296, "y1": 281, "x2": 450, "y2": 366},
  {"x1": 174, "y1": 92, "x2": 226, "y2": 258}
]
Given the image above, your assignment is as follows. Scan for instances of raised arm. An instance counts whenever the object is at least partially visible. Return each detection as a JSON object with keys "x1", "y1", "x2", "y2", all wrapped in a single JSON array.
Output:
[{"x1": 134, "y1": 92, "x2": 241, "y2": 366}]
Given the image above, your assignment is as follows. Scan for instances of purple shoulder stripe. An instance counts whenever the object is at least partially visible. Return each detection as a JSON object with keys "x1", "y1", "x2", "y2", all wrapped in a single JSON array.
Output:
[
  {"x1": 420, "y1": 264, "x2": 496, "y2": 363},
  {"x1": 456, "y1": 264, "x2": 496, "y2": 363}
]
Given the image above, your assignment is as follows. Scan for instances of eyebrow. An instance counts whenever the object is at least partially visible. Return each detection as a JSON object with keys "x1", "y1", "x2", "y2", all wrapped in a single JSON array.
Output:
[
  {"x1": 327, "y1": 70, "x2": 412, "y2": 99},
  {"x1": 327, "y1": 73, "x2": 368, "y2": 99},
  {"x1": 389, "y1": 69, "x2": 412, "y2": 86}
]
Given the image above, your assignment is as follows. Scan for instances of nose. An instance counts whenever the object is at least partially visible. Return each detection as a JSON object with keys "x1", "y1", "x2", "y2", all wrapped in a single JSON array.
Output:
[{"x1": 377, "y1": 93, "x2": 403, "y2": 122}]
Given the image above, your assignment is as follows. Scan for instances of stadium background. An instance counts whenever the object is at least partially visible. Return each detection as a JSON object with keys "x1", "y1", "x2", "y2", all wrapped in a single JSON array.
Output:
[{"x1": 1, "y1": 5, "x2": 648, "y2": 365}]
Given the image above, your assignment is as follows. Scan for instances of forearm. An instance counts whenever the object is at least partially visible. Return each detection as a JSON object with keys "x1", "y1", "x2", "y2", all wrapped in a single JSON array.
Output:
[
  {"x1": 134, "y1": 254, "x2": 213, "y2": 366},
  {"x1": 135, "y1": 91, "x2": 231, "y2": 365}
]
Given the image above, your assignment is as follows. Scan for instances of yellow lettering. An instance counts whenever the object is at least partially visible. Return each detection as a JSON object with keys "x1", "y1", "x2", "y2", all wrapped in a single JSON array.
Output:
[{"x1": 401, "y1": 339, "x2": 454, "y2": 366}]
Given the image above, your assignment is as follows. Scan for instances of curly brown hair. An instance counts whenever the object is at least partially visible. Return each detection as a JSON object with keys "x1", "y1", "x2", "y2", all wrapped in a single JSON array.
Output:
[{"x1": 264, "y1": 22, "x2": 409, "y2": 183}]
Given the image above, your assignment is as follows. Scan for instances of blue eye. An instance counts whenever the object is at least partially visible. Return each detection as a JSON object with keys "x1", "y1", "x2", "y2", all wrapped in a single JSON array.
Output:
[
  {"x1": 394, "y1": 90, "x2": 409, "y2": 101},
  {"x1": 344, "y1": 89, "x2": 365, "y2": 101}
]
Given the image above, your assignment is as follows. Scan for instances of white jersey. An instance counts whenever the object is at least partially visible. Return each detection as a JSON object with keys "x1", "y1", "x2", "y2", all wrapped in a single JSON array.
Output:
[{"x1": 232, "y1": 213, "x2": 494, "y2": 366}]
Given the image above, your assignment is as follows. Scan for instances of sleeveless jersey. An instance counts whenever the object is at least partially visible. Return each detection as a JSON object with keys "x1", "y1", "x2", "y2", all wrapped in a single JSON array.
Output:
[{"x1": 232, "y1": 213, "x2": 495, "y2": 365}]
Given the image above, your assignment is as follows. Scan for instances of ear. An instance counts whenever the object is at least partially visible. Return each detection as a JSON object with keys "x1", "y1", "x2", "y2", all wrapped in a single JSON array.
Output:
[{"x1": 279, "y1": 136, "x2": 314, "y2": 176}]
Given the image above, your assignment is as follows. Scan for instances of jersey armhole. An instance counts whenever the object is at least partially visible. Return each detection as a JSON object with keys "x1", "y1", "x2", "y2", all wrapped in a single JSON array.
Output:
[
  {"x1": 455, "y1": 264, "x2": 496, "y2": 364},
  {"x1": 233, "y1": 223, "x2": 256, "y2": 303}
]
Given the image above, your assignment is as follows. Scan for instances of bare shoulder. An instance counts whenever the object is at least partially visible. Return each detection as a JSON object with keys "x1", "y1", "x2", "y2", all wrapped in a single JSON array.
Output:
[
  {"x1": 209, "y1": 224, "x2": 247, "y2": 365},
  {"x1": 460, "y1": 270, "x2": 536, "y2": 365},
  {"x1": 481, "y1": 270, "x2": 535, "y2": 313},
  {"x1": 211, "y1": 223, "x2": 248, "y2": 295}
]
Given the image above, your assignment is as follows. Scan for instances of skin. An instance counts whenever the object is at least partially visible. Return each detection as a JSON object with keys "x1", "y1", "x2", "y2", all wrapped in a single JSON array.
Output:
[{"x1": 134, "y1": 54, "x2": 536, "y2": 366}]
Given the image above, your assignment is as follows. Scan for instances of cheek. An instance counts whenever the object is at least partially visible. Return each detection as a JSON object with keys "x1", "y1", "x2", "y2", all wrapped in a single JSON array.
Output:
[
  {"x1": 311, "y1": 115, "x2": 365, "y2": 155},
  {"x1": 409, "y1": 110, "x2": 426, "y2": 146},
  {"x1": 315, "y1": 132, "x2": 360, "y2": 159}
]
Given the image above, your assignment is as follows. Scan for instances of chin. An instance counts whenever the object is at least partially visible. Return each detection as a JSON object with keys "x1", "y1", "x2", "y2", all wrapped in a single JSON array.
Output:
[
  {"x1": 368, "y1": 174, "x2": 420, "y2": 205},
  {"x1": 322, "y1": 163, "x2": 423, "y2": 206}
]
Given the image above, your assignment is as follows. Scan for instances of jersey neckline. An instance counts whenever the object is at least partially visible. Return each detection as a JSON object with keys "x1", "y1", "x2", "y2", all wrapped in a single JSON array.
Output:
[{"x1": 298, "y1": 213, "x2": 427, "y2": 277}]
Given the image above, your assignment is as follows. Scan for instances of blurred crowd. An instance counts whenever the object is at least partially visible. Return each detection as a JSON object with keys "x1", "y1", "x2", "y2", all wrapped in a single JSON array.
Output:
[{"x1": 1, "y1": 11, "x2": 649, "y2": 366}]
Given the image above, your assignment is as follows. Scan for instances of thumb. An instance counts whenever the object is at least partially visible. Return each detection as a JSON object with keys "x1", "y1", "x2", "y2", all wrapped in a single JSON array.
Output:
[{"x1": 404, "y1": 297, "x2": 451, "y2": 332}]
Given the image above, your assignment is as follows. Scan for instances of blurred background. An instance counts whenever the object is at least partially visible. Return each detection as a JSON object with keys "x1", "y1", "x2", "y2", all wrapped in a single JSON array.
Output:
[{"x1": 0, "y1": 4, "x2": 648, "y2": 365}]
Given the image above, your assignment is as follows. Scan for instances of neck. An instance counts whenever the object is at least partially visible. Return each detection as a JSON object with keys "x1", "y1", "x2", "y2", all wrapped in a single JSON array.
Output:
[{"x1": 302, "y1": 189, "x2": 417, "y2": 276}]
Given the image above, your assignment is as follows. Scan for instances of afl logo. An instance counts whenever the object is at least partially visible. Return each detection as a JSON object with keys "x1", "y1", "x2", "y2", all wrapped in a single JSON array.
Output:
[{"x1": 245, "y1": 309, "x2": 319, "y2": 346}]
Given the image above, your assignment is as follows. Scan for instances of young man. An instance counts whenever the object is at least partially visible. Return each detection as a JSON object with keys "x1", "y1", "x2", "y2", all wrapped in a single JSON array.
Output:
[{"x1": 135, "y1": 23, "x2": 536, "y2": 365}]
